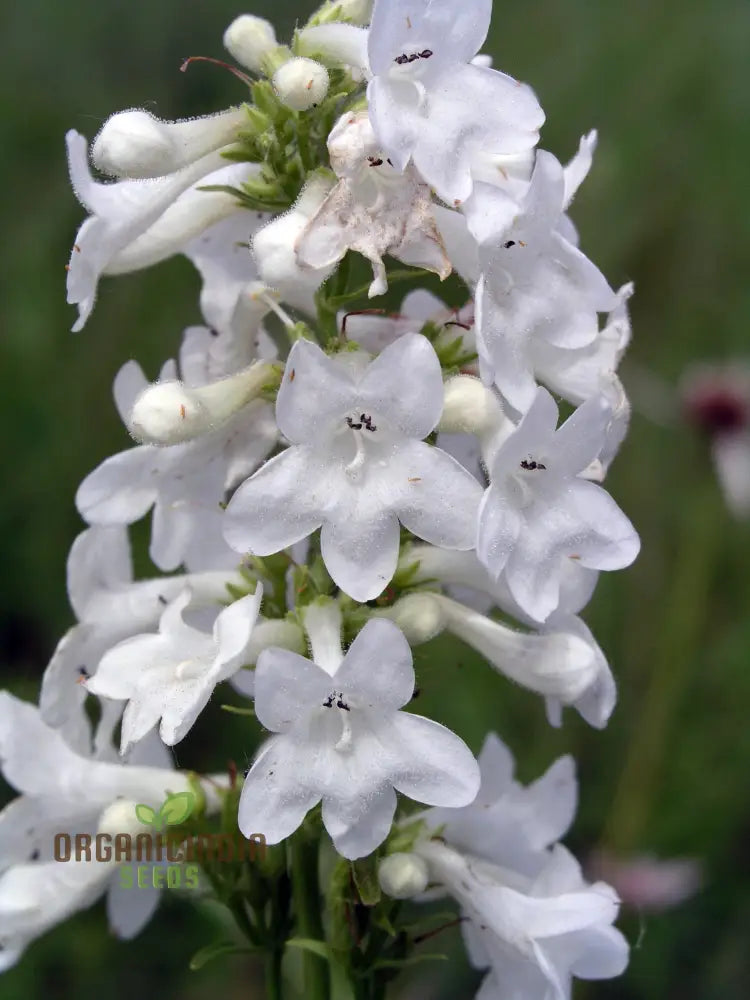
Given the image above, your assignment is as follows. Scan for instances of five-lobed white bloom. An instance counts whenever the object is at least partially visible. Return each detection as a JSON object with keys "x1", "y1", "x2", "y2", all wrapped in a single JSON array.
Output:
[
  {"x1": 224, "y1": 334, "x2": 483, "y2": 601},
  {"x1": 239, "y1": 615, "x2": 480, "y2": 859}
]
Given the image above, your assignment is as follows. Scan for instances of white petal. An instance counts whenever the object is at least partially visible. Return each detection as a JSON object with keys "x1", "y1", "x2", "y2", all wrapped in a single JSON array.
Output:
[
  {"x1": 238, "y1": 736, "x2": 321, "y2": 845},
  {"x1": 276, "y1": 340, "x2": 357, "y2": 444},
  {"x1": 322, "y1": 784, "x2": 398, "y2": 859},
  {"x1": 358, "y1": 333, "x2": 444, "y2": 439},
  {"x1": 390, "y1": 712, "x2": 480, "y2": 806},
  {"x1": 253, "y1": 648, "x2": 333, "y2": 732},
  {"x1": 335, "y1": 619, "x2": 415, "y2": 710},
  {"x1": 320, "y1": 508, "x2": 401, "y2": 601},
  {"x1": 106, "y1": 871, "x2": 160, "y2": 939},
  {"x1": 390, "y1": 440, "x2": 484, "y2": 549},
  {"x1": 212, "y1": 587, "x2": 263, "y2": 677},
  {"x1": 368, "y1": 0, "x2": 492, "y2": 74},
  {"x1": 224, "y1": 446, "x2": 325, "y2": 555},
  {"x1": 476, "y1": 484, "x2": 523, "y2": 578},
  {"x1": 66, "y1": 526, "x2": 132, "y2": 621},
  {"x1": 75, "y1": 448, "x2": 159, "y2": 525}
]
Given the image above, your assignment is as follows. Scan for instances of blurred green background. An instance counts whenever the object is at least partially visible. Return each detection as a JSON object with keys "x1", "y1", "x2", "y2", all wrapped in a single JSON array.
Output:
[{"x1": 2, "y1": 0, "x2": 749, "y2": 997}]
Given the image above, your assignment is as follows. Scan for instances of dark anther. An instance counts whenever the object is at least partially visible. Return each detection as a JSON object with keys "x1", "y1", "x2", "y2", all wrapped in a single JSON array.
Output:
[
  {"x1": 323, "y1": 693, "x2": 335, "y2": 708},
  {"x1": 504, "y1": 240, "x2": 516, "y2": 249},
  {"x1": 336, "y1": 696, "x2": 351, "y2": 711},
  {"x1": 386, "y1": 158, "x2": 393, "y2": 166},
  {"x1": 368, "y1": 156, "x2": 384, "y2": 167},
  {"x1": 520, "y1": 459, "x2": 546, "y2": 471},
  {"x1": 419, "y1": 49, "x2": 433, "y2": 58},
  {"x1": 77, "y1": 666, "x2": 90, "y2": 679},
  {"x1": 407, "y1": 52, "x2": 420, "y2": 62},
  {"x1": 346, "y1": 417, "x2": 363, "y2": 430},
  {"x1": 395, "y1": 53, "x2": 409, "y2": 65},
  {"x1": 360, "y1": 414, "x2": 377, "y2": 432}
]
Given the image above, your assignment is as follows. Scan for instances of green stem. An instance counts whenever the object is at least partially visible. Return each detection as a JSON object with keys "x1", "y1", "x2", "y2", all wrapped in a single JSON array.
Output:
[
  {"x1": 290, "y1": 832, "x2": 329, "y2": 1000},
  {"x1": 604, "y1": 481, "x2": 719, "y2": 850},
  {"x1": 264, "y1": 948, "x2": 284, "y2": 1000}
]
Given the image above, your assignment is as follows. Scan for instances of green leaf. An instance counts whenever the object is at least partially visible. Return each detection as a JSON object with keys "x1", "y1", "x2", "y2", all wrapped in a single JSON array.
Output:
[
  {"x1": 134, "y1": 804, "x2": 155, "y2": 826},
  {"x1": 159, "y1": 792, "x2": 195, "y2": 826},
  {"x1": 372, "y1": 952, "x2": 448, "y2": 971},
  {"x1": 286, "y1": 938, "x2": 331, "y2": 961},
  {"x1": 351, "y1": 856, "x2": 381, "y2": 907},
  {"x1": 189, "y1": 940, "x2": 254, "y2": 971}
]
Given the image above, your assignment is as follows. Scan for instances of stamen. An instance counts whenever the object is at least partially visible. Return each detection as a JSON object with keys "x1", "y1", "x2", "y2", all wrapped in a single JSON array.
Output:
[{"x1": 179, "y1": 55, "x2": 253, "y2": 87}]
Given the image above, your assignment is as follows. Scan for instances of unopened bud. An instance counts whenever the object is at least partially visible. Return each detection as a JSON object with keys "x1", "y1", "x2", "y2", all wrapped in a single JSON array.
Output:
[
  {"x1": 440, "y1": 375, "x2": 505, "y2": 435},
  {"x1": 129, "y1": 361, "x2": 279, "y2": 446},
  {"x1": 92, "y1": 108, "x2": 245, "y2": 179},
  {"x1": 223, "y1": 14, "x2": 278, "y2": 72},
  {"x1": 97, "y1": 800, "x2": 143, "y2": 839},
  {"x1": 378, "y1": 852, "x2": 429, "y2": 899},
  {"x1": 377, "y1": 593, "x2": 444, "y2": 644},
  {"x1": 273, "y1": 58, "x2": 329, "y2": 111}
]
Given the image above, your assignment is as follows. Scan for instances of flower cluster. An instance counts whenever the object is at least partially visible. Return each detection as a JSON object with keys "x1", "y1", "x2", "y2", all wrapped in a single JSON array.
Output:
[{"x1": 2, "y1": 1, "x2": 640, "y2": 995}]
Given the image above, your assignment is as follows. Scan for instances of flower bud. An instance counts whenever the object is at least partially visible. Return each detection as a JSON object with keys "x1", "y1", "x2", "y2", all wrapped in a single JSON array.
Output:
[
  {"x1": 378, "y1": 852, "x2": 429, "y2": 899},
  {"x1": 97, "y1": 800, "x2": 143, "y2": 839},
  {"x1": 91, "y1": 108, "x2": 245, "y2": 179},
  {"x1": 128, "y1": 362, "x2": 278, "y2": 446},
  {"x1": 272, "y1": 58, "x2": 329, "y2": 111},
  {"x1": 223, "y1": 14, "x2": 278, "y2": 72},
  {"x1": 378, "y1": 593, "x2": 444, "y2": 644}
]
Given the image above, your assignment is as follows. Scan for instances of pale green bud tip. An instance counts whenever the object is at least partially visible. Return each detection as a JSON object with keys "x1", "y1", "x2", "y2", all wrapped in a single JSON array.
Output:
[
  {"x1": 223, "y1": 14, "x2": 278, "y2": 72},
  {"x1": 272, "y1": 58, "x2": 330, "y2": 111},
  {"x1": 92, "y1": 110, "x2": 172, "y2": 178},
  {"x1": 378, "y1": 852, "x2": 430, "y2": 899},
  {"x1": 385, "y1": 593, "x2": 444, "y2": 644}
]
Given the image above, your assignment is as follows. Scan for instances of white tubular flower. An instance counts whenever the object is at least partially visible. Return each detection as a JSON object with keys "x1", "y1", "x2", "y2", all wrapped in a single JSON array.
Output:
[
  {"x1": 433, "y1": 595, "x2": 604, "y2": 712},
  {"x1": 378, "y1": 852, "x2": 430, "y2": 898},
  {"x1": 223, "y1": 14, "x2": 278, "y2": 72},
  {"x1": 252, "y1": 172, "x2": 337, "y2": 313},
  {"x1": 87, "y1": 586, "x2": 262, "y2": 751},
  {"x1": 238, "y1": 618, "x2": 480, "y2": 859},
  {"x1": 422, "y1": 733, "x2": 577, "y2": 876},
  {"x1": 39, "y1": 526, "x2": 243, "y2": 746},
  {"x1": 76, "y1": 358, "x2": 277, "y2": 574},
  {"x1": 0, "y1": 695, "x2": 218, "y2": 968},
  {"x1": 128, "y1": 359, "x2": 277, "y2": 446},
  {"x1": 475, "y1": 151, "x2": 618, "y2": 413},
  {"x1": 224, "y1": 335, "x2": 483, "y2": 602},
  {"x1": 229, "y1": 619, "x2": 308, "y2": 698},
  {"x1": 416, "y1": 840, "x2": 627, "y2": 1000},
  {"x1": 476, "y1": 387, "x2": 639, "y2": 622},
  {"x1": 92, "y1": 107, "x2": 247, "y2": 179},
  {"x1": 273, "y1": 57, "x2": 330, "y2": 110},
  {"x1": 366, "y1": 0, "x2": 544, "y2": 204},
  {"x1": 296, "y1": 112, "x2": 451, "y2": 297},
  {"x1": 403, "y1": 544, "x2": 599, "y2": 624},
  {"x1": 376, "y1": 592, "x2": 444, "y2": 644},
  {"x1": 65, "y1": 132, "x2": 257, "y2": 330}
]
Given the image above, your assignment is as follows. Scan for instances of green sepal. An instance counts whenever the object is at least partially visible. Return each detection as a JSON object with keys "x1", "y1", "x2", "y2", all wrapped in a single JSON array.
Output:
[
  {"x1": 351, "y1": 855, "x2": 381, "y2": 907},
  {"x1": 189, "y1": 940, "x2": 256, "y2": 971}
]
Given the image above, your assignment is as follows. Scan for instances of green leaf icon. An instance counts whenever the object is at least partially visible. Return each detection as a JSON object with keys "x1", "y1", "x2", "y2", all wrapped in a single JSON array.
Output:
[
  {"x1": 159, "y1": 792, "x2": 195, "y2": 826},
  {"x1": 135, "y1": 804, "x2": 156, "y2": 826}
]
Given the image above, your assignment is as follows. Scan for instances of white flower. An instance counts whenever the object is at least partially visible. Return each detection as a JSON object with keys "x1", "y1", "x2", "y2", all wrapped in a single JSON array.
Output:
[
  {"x1": 39, "y1": 526, "x2": 243, "y2": 748},
  {"x1": 76, "y1": 356, "x2": 277, "y2": 573},
  {"x1": 238, "y1": 615, "x2": 480, "y2": 858},
  {"x1": 475, "y1": 151, "x2": 618, "y2": 413},
  {"x1": 296, "y1": 112, "x2": 451, "y2": 297},
  {"x1": 66, "y1": 130, "x2": 262, "y2": 330},
  {"x1": 423, "y1": 842, "x2": 628, "y2": 1000},
  {"x1": 477, "y1": 387, "x2": 639, "y2": 622},
  {"x1": 224, "y1": 334, "x2": 483, "y2": 601},
  {"x1": 365, "y1": 0, "x2": 544, "y2": 204},
  {"x1": 0, "y1": 694, "x2": 209, "y2": 967},
  {"x1": 87, "y1": 586, "x2": 262, "y2": 751},
  {"x1": 430, "y1": 595, "x2": 609, "y2": 719},
  {"x1": 421, "y1": 733, "x2": 577, "y2": 877}
]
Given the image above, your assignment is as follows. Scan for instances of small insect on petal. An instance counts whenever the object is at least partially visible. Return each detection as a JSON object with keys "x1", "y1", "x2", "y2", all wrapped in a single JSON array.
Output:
[{"x1": 289, "y1": 368, "x2": 296, "y2": 382}]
